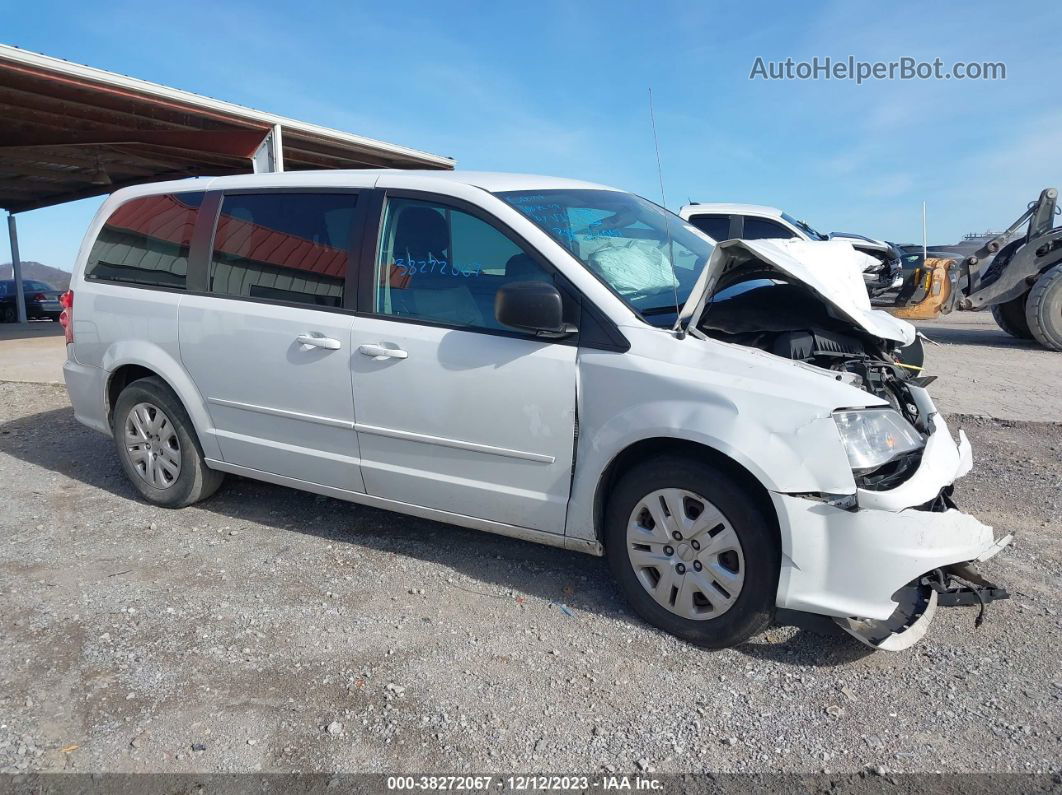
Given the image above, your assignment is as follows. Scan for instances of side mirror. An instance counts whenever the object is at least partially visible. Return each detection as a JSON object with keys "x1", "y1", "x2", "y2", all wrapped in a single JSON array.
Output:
[{"x1": 495, "y1": 281, "x2": 574, "y2": 337}]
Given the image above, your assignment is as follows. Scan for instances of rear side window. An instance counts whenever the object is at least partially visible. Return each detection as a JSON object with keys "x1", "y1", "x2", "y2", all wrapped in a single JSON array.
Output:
[
  {"x1": 209, "y1": 193, "x2": 357, "y2": 308},
  {"x1": 742, "y1": 216, "x2": 797, "y2": 240},
  {"x1": 688, "y1": 214, "x2": 731, "y2": 241},
  {"x1": 85, "y1": 192, "x2": 204, "y2": 289}
]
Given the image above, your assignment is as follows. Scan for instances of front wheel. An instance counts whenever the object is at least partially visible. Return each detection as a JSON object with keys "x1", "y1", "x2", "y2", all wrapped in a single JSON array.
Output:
[
  {"x1": 112, "y1": 376, "x2": 224, "y2": 508},
  {"x1": 990, "y1": 292, "x2": 1033, "y2": 340},
  {"x1": 605, "y1": 457, "x2": 778, "y2": 649},
  {"x1": 1025, "y1": 264, "x2": 1062, "y2": 351}
]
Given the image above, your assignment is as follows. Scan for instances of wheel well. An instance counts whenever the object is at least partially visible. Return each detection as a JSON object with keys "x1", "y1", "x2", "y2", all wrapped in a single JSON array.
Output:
[
  {"x1": 106, "y1": 364, "x2": 160, "y2": 424},
  {"x1": 593, "y1": 438, "x2": 780, "y2": 551}
]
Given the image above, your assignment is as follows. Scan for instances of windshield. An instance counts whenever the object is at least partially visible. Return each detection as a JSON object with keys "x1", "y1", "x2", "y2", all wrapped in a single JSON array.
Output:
[
  {"x1": 497, "y1": 189, "x2": 713, "y2": 320},
  {"x1": 781, "y1": 212, "x2": 826, "y2": 241}
]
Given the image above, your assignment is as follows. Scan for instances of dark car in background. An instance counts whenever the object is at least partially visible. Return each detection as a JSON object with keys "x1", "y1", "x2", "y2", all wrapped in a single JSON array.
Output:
[{"x1": 0, "y1": 279, "x2": 64, "y2": 322}]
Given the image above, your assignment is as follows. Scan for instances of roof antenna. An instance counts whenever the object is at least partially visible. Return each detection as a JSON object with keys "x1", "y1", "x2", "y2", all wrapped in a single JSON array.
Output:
[
  {"x1": 649, "y1": 87, "x2": 684, "y2": 338},
  {"x1": 922, "y1": 200, "x2": 928, "y2": 266}
]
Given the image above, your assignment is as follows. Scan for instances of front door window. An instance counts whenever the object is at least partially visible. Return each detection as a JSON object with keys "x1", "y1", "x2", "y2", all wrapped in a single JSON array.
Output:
[{"x1": 374, "y1": 197, "x2": 553, "y2": 331}]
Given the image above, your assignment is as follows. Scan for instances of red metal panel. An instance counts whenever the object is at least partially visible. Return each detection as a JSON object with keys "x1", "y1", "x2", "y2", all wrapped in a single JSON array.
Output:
[
  {"x1": 213, "y1": 213, "x2": 346, "y2": 277},
  {"x1": 0, "y1": 129, "x2": 268, "y2": 157},
  {"x1": 104, "y1": 194, "x2": 344, "y2": 278},
  {"x1": 107, "y1": 194, "x2": 198, "y2": 247}
]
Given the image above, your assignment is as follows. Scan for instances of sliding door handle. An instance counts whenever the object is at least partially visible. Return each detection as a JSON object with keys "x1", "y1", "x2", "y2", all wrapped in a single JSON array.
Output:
[
  {"x1": 358, "y1": 343, "x2": 408, "y2": 360},
  {"x1": 296, "y1": 333, "x2": 341, "y2": 350}
]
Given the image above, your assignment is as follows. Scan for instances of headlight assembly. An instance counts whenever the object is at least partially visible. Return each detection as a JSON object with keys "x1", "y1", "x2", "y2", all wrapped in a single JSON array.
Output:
[{"x1": 833, "y1": 408, "x2": 924, "y2": 473}]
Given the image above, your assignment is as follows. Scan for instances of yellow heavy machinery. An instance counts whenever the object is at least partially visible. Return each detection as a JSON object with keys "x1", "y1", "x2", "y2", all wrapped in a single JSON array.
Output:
[
  {"x1": 891, "y1": 257, "x2": 959, "y2": 321},
  {"x1": 888, "y1": 188, "x2": 1062, "y2": 350}
]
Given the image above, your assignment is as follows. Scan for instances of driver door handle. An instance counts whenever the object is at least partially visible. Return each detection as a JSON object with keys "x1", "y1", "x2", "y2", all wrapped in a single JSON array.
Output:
[
  {"x1": 358, "y1": 343, "x2": 408, "y2": 360},
  {"x1": 295, "y1": 333, "x2": 342, "y2": 350}
]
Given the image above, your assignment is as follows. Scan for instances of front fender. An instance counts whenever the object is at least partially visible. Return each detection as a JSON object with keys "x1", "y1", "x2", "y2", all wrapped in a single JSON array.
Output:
[{"x1": 566, "y1": 349, "x2": 856, "y2": 543}]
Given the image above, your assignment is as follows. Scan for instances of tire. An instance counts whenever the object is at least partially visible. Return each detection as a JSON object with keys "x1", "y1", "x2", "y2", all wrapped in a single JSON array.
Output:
[
  {"x1": 990, "y1": 293, "x2": 1033, "y2": 339},
  {"x1": 1, "y1": 305, "x2": 15, "y2": 323},
  {"x1": 1025, "y1": 264, "x2": 1062, "y2": 351},
  {"x1": 112, "y1": 376, "x2": 224, "y2": 507},
  {"x1": 605, "y1": 456, "x2": 778, "y2": 649}
]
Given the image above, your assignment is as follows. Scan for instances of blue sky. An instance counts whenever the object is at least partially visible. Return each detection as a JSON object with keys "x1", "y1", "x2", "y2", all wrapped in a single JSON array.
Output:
[{"x1": 3, "y1": 0, "x2": 1059, "y2": 270}]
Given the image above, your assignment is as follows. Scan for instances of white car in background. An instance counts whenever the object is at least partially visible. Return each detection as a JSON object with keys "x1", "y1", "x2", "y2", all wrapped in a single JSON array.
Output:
[
  {"x1": 60, "y1": 170, "x2": 1008, "y2": 652},
  {"x1": 679, "y1": 202, "x2": 903, "y2": 297}
]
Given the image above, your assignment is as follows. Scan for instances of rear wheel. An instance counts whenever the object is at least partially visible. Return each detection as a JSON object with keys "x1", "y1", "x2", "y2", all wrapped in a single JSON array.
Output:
[
  {"x1": 1025, "y1": 264, "x2": 1062, "y2": 351},
  {"x1": 990, "y1": 292, "x2": 1033, "y2": 339},
  {"x1": 605, "y1": 457, "x2": 778, "y2": 649},
  {"x1": 112, "y1": 376, "x2": 224, "y2": 507}
]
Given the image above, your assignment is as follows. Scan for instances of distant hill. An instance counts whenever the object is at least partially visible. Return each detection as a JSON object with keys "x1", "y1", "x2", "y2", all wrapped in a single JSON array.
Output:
[{"x1": 0, "y1": 261, "x2": 71, "y2": 291}]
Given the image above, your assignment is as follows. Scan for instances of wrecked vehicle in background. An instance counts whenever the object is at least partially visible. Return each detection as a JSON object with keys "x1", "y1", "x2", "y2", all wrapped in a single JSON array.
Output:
[
  {"x1": 64, "y1": 171, "x2": 1010, "y2": 655},
  {"x1": 678, "y1": 202, "x2": 904, "y2": 298}
]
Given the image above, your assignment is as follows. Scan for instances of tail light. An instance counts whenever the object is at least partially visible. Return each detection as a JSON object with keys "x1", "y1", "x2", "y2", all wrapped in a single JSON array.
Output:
[
  {"x1": 32, "y1": 292, "x2": 47, "y2": 302},
  {"x1": 59, "y1": 290, "x2": 73, "y2": 343}
]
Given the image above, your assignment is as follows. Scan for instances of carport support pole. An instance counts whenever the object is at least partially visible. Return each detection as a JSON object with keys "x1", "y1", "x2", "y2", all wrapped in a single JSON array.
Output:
[{"x1": 7, "y1": 214, "x2": 27, "y2": 324}]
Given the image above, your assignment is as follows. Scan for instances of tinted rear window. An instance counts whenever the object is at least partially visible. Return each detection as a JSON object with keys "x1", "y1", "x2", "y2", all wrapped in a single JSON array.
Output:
[
  {"x1": 85, "y1": 193, "x2": 204, "y2": 289},
  {"x1": 688, "y1": 214, "x2": 730, "y2": 241},
  {"x1": 208, "y1": 193, "x2": 357, "y2": 308},
  {"x1": 742, "y1": 216, "x2": 796, "y2": 240}
]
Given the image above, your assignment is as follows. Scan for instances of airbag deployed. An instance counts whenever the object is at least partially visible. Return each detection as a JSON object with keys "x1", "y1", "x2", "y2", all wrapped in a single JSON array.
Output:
[{"x1": 587, "y1": 244, "x2": 678, "y2": 303}]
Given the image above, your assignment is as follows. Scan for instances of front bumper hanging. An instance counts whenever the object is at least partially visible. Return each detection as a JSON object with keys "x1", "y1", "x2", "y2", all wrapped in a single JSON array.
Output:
[
  {"x1": 927, "y1": 563, "x2": 1010, "y2": 626},
  {"x1": 835, "y1": 562, "x2": 1011, "y2": 651}
]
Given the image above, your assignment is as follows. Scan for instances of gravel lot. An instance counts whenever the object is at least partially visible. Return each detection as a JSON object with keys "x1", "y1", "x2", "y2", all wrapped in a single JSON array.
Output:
[
  {"x1": 915, "y1": 312, "x2": 1062, "y2": 423},
  {"x1": 0, "y1": 381, "x2": 1059, "y2": 776}
]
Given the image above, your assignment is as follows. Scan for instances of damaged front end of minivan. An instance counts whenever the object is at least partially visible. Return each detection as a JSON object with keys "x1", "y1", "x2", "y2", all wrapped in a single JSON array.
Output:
[{"x1": 677, "y1": 238, "x2": 1012, "y2": 650}]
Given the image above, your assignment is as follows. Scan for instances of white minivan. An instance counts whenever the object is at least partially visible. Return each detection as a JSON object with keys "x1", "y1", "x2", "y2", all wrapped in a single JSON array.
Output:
[{"x1": 62, "y1": 170, "x2": 1010, "y2": 651}]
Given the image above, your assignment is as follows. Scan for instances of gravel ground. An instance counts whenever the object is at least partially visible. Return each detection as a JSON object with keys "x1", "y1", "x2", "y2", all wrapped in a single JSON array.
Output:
[
  {"x1": 0, "y1": 381, "x2": 1059, "y2": 775},
  {"x1": 914, "y1": 312, "x2": 1062, "y2": 423}
]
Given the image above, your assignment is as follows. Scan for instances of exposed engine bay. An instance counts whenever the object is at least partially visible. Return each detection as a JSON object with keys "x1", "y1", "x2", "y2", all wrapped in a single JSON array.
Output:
[
  {"x1": 693, "y1": 262, "x2": 933, "y2": 489},
  {"x1": 697, "y1": 274, "x2": 920, "y2": 414}
]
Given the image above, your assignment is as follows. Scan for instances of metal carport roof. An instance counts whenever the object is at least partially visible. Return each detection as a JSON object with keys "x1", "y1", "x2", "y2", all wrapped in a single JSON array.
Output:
[
  {"x1": 0, "y1": 43, "x2": 455, "y2": 324},
  {"x1": 0, "y1": 43, "x2": 454, "y2": 214}
]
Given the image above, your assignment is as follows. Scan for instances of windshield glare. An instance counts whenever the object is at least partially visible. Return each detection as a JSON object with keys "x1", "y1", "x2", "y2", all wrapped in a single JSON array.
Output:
[
  {"x1": 497, "y1": 189, "x2": 713, "y2": 318},
  {"x1": 780, "y1": 212, "x2": 826, "y2": 241}
]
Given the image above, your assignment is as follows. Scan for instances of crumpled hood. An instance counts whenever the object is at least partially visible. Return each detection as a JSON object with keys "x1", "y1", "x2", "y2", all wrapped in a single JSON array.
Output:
[{"x1": 676, "y1": 238, "x2": 916, "y2": 345}]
